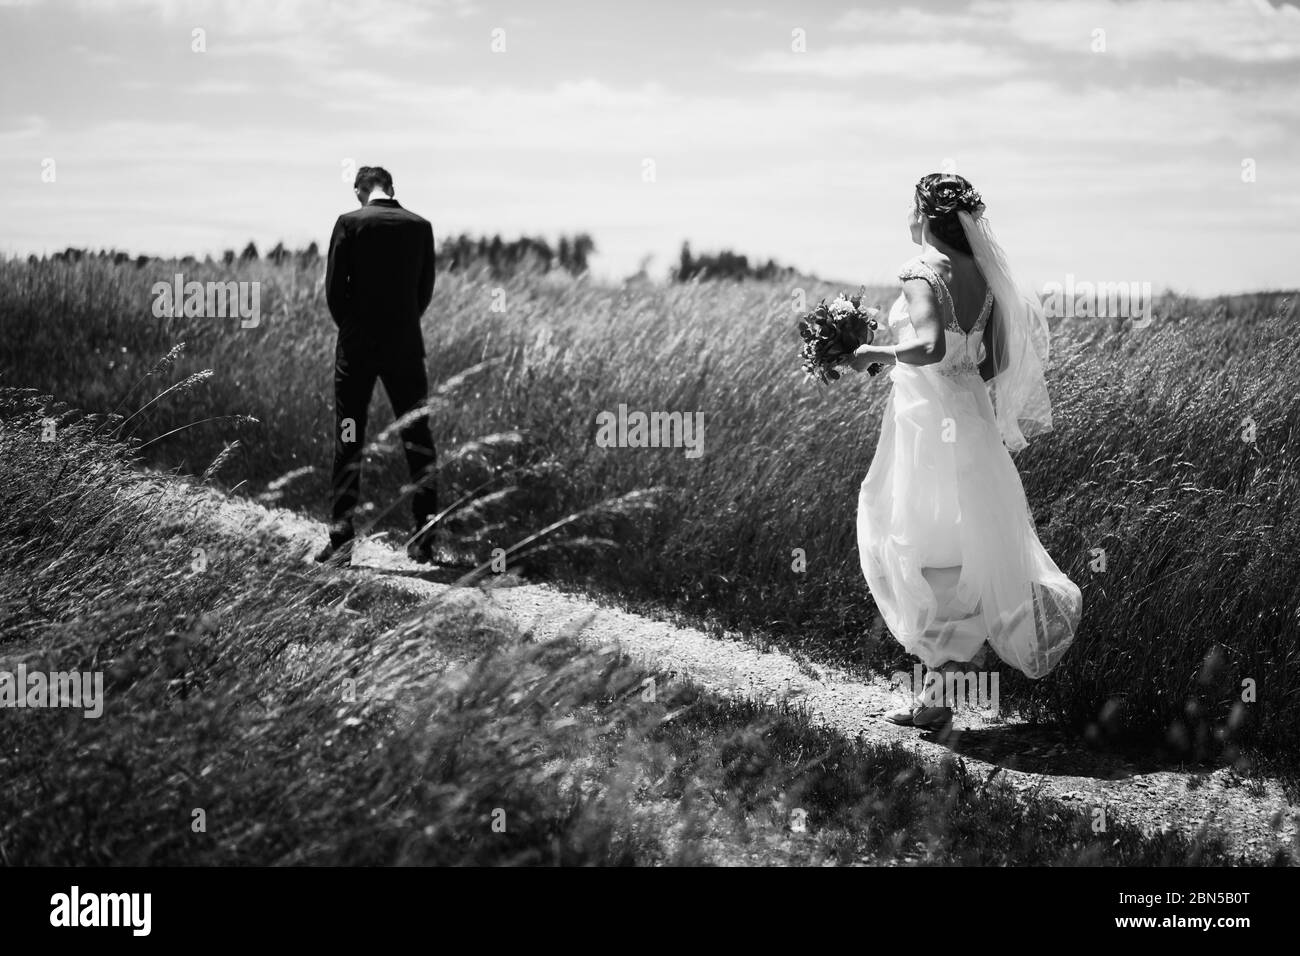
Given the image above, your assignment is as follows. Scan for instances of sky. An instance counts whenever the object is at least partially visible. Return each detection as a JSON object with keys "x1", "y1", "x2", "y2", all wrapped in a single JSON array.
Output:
[{"x1": 1, "y1": 0, "x2": 1298, "y2": 293}]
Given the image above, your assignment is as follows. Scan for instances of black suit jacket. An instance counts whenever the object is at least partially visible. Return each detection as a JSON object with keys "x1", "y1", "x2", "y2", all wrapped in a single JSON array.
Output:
[{"x1": 326, "y1": 198, "x2": 435, "y2": 359}]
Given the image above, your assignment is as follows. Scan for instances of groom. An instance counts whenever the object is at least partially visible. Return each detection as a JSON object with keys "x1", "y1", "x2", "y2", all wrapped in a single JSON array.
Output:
[{"x1": 316, "y1": 165, "x2": 439, "y2": 565}]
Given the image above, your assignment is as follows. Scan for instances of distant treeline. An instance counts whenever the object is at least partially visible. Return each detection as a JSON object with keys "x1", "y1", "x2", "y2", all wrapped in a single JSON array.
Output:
[
  {"x1": 672, "y1": 242, "x2": 797, "y2": 282},
  {"x1": 29, "y1": 235, "x2": 801, "y2": 283},
  {"x1": 33, "y1": 233, "x2": 598, "y2": 278}
]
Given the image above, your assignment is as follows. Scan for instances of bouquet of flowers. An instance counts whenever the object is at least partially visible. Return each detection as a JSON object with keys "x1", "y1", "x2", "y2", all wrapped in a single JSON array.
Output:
[{"x1": 797, "y1": 289, "x2": 882, "y2": 383}]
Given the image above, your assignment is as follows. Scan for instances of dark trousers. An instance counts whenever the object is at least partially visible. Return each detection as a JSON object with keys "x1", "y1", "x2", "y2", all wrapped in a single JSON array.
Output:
[{"x1": 330, "y1": 344, "x2": 437, "y2": 540}]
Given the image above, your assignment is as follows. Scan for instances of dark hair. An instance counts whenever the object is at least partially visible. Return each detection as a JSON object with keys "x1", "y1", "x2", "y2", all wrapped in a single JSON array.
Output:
[
  {"x1": 354, "y1": 166, "x2": 394, "y2": 196},
  {"x1": 914, "y1": 173, "x2": 983, "y2": 255}
]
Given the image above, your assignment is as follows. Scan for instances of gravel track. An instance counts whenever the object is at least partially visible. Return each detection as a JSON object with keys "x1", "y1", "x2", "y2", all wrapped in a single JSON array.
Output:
[{"x1": 206, "y1": 489, "x2": 1299, "y2": 864}]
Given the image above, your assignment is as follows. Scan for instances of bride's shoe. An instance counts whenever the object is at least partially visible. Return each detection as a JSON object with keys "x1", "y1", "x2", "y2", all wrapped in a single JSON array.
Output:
[
  {"x1": 911, "y1": 704, "x2": 953, "y2": 731},
  {"x1": 885, "y1": 666, "x2": 954, "y2": 728},
  {"x1": 883, "y1": 660, "x2": 956, "y2": 728},
  {"x1": 885, "y1": 703, "x2": 953, "y2": 728},
  {"x1": 885, "y1": 704, "x2": 919, "y2": 725}
]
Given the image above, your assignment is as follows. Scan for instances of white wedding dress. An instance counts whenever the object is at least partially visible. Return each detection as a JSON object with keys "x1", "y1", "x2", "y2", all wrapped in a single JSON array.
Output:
[{"x1": 856, "y1": 256, "x2": 1081, "y2": 678}]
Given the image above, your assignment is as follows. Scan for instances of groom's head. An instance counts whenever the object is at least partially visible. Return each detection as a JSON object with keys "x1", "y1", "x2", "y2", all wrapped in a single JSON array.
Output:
[{"x1": 354, "y1": 166, "x2": 394, "y2": 205}]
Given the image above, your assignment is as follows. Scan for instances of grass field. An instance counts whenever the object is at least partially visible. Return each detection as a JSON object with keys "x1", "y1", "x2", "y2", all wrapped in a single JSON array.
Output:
[
  {"x1": 1, "y1": 253, "x2": 1298, "y2": 768},
  {"x1": 0, "y1": 388, "x2": 1259, "y2": 865}
]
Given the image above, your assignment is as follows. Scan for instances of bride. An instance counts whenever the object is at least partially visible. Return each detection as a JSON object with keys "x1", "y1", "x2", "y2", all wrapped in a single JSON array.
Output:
[{"x1": 847, "y1": 173, "x2": 1081, "y2": 729}]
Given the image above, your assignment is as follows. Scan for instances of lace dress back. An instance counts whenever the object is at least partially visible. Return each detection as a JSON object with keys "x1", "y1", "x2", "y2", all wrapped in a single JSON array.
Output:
[{"x1": 893, "y1": 257, "x2": 994, "y2": 381}]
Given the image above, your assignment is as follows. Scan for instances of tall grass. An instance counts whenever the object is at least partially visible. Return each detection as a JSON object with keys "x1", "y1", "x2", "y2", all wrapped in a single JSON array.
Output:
[
  {"x1": 2, "y1": 387, "x2": 1255, "y2": 865},
  {"x1": 2, "y1": 254, "x2": 1298, "y2": 763}
]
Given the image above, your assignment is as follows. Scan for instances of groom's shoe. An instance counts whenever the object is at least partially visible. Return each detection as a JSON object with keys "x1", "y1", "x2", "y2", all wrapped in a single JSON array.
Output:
[
  {"x1": 406, "y1": 535, "x2": 435, "y2": 565},
  {"x1": 406, "y1": 522, "x2": 444, "y2": 565},
  {"x1": 315, "y1": 521, "x2": 356, "y2": 566},
  {"x1": 314, "y1": 538, "x2": 355, "y2": 566},
  {"x1": 409, "y1": 530, "x2": 477, "y2": 568}
]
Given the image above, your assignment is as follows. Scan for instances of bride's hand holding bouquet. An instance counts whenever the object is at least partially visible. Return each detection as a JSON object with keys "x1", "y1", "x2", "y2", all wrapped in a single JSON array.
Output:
[
  {"x1": 797, "y1": 290, "x2": 885, "y2": 383},
  {"x1": 845, "y1": 341, "x2": 895, "y2": 375}
]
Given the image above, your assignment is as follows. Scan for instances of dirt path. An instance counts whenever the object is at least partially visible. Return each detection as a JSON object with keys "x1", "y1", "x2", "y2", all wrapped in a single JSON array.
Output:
[{"x1": 209, "y1": 490, "x2": 1298, "y2": 864}]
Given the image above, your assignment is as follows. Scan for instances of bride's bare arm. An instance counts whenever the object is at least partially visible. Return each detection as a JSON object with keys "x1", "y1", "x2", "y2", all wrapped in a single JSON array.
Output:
[{"x1": 847, "y1": 279, "x2": 946, "y2": 371}]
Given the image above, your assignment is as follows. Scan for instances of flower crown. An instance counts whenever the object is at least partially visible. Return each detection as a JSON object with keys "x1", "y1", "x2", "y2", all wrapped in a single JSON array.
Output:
[{"x1": 915, "y1": 175, "x2": 985, "y2": 219}]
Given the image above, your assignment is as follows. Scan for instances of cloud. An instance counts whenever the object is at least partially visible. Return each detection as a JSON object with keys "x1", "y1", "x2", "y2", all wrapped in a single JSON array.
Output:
[
  {"x1": 1, "y1": 0, "x2": 1297, "y2": 291},
  {"x1": 1014, "y1": 0, "x2": 1300, "y2": 63},
  {"x1": 183, "y1": 78, "x2": 254, "y2": 95},
  {"x1": 836, "y1": 0, "x2": 1300, "y2": 64},
  {"x1": 735, "y1": 41, "x2": 1027, "y2": 79}
]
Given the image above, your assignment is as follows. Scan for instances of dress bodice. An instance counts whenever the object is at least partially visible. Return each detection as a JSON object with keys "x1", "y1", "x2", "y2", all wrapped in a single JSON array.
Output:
[{"x1": 889, "y1": 257, "x2": 994, "y2": 381}]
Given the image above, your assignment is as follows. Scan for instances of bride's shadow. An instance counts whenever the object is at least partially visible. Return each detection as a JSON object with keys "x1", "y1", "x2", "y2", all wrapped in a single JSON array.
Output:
[{"x1": 920, "y1": 719, "x2": 1211, "y2": 781}]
